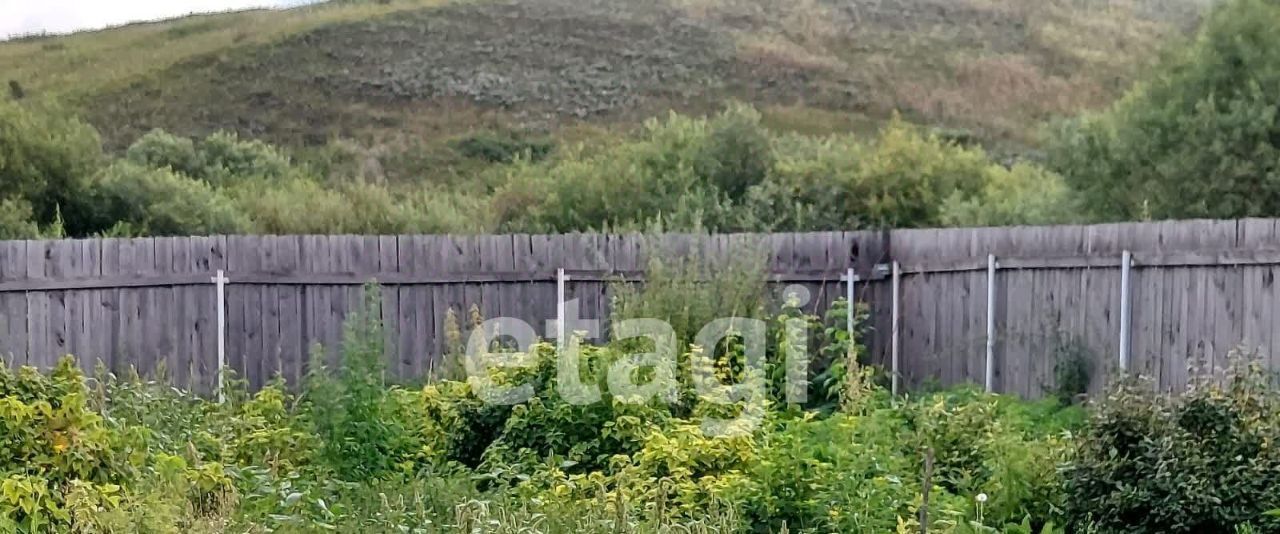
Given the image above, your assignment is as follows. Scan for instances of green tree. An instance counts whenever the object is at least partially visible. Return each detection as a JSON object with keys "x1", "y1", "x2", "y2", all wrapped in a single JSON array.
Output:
[
  {"x1": 91, "y1": 161, "x2": 249, "y2": 236},
  {"x1": 1049, "y1": 0, "x2": 1280, "y2": 220},
  {"x1": 0, "y1": 101, "x2": 102, "y2": 232},
  {"x1": 750, "y1": 117, "x2": 994, "y2": 230},
  {"x1": 0, "y1": 198, "x2": 42, "y2": 239},
  {"x1": 491, "y1": 104, "x2": 774, "y2": 233},
  {"x1": 126, "y1": 129, "x2": 292, "y2": 186},
  {"x1": 939, "y1": 163, "x2": 1081, "y2": 227}
]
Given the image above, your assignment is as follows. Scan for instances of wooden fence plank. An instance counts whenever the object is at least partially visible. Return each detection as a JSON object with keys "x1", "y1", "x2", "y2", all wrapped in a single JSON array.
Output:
[
  {"x1": 376, "y1": 236, "x2": 400, "y2": 377},
  {"x1": 395, "y1": 236, "x2": 419, "y2": 380},
  {"x1": 0, "y1": 241, "x2": 28, "y2": 366},
  {"x1": 26, "y1": 240, "x2": 51, "y2": 369},
  {"x1": 168, "y1": 238, "x2": 194, "y2": 390},
  {"x1": 44, "y1": 241, "x2": 75, "y2": 366},
  {"x1": 150, "y1": 238, "x2": 176, "y2": 382}
]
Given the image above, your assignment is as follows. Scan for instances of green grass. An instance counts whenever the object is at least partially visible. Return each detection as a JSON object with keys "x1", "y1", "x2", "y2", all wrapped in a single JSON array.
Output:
[{"x1": 0, "y1": 0, "x2": 451, "y2": 102}]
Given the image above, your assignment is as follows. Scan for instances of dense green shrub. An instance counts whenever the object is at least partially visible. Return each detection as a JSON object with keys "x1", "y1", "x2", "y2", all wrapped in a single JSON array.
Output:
[
  {"x1": 939, "y1": 163, "x2": 1081, "y2": 228},
  {"x1": 491, "y1": 105, "x2": 1050, "y2": 234},
  {"x1": 1065, "y1": 357, "x2": 1280, "y2": 533},
  {"x1": 0, "y1": 359, "x2": 236, "y2": 533},
  {"x1": 0, "y1": 101, "x2": 1086, "y2": 238},
  {"x1": 90, "y1": 161, "x2": 249, "y2": 236},
  {"x1": 302, "y1": 285, "x2": 420, "y2": 481},
  {"x1": 1048, "y1": 0, "x2": 1280, "y2": 221},
  {"x1": 197, "y1": 131, "x2": 293, "y2": 185},
  {"x1": 744, "y1": 410, "x2": 916, "y2": 531},
  {"x1": 0, "y1": 101, "x2": 102, "y2": 233},
  {"x1": 228, "y1": 177, "x2": 489, "y2": 235},
  {"x1": 128, "y1": 129, "x2": 292, "y2": 186},
  {"x1": 0, "y1": 198, "x2": 43, "y2": 239},
  {"x1": 693, "y1": 103, "x2": 773, "y2": 199},
  {"x1": 492, "y1": 107, "x2": 759, "y2": 232},
  {"x1": 125, "y1": 129, "x2": 204, "y2": 178},
  {"x1": 226, "y1": 176, "x2": 357, "y2": 234},
  {"x1": 904, "y1": 389, "x2": 1072, "y2": 531},
  {"x1": 754, "y1": 117, "x2": 992, "y2": 230},
  {"x1": 610, "y1": 240, "x2": 768, "y2": 347},
  {"x1": 453, "y1": 131, "x2": 555, "y2": 164}
]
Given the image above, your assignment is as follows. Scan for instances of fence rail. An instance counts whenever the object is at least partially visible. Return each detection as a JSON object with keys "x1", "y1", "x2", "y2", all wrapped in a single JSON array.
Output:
[
  {"x1": 2, "y1": 219, "x2": 1280, "y2": 398},
  {"x1": 0, "y1": 268, "x2": 870, "y2": 292}
]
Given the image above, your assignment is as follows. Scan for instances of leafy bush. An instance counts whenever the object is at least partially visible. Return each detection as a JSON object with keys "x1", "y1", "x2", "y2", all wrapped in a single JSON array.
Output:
[
  {"x1": 1048, "y1": 0, "x2": 1280, "y2": 221},
  {"x1": 0, "y1": 198, "x2": 43, "y2": 240},
  {"x1": 0, "y1": 101, "x2": 1087, "y2": 237},
  {"x1": 302, "y1": 284, "x2": 419, "y2": 481},
  {"x1": 0, "y1": 284, "x2": 1106, "y2": 533},
  {"x1": 469, "y1": 105, "x2": 1084, "y2": 234},
  {"x1": 128, "y1": 129, "x2": 292, "y2": 186},
  {"x1": 0, "y1": 359, "x2": 233, "y2": 532},
  {"x1": 1065, "y1": 356, "x2": 1280, "y2": 533},
  {"x1": 744, "y1": 117, "x2": 1001, "y2": 231},
  {"x1": 939, "y1": 164, "x2": 1081, "y2": 228},
  {"x1": 610, "y1": 239, "x2": 769, "y2": 347},
  {"x1": 90, "y1": 161, "x2": 250, "y2": 236},
  {"x1": 492, "y1": 107, "x2": 762, "y2": 232},
  {"x1": 228, "y1": 177, "x2": 489, "y2": 235},
  {"x1": 0, "y1": 101, "x2": 102, "y2": 234},
  {"x1": 198, "y1": 131, "x2": 293, "y2": 185},
  {"x1": 453, "y1": 131, "x2": 555, "y2": 164},
  {"x1": 693, "y1": 103, "x2": 774, "y2": 199},
  {"x1": 125, "y1": 129, "x2": 204, "y2": 178}
]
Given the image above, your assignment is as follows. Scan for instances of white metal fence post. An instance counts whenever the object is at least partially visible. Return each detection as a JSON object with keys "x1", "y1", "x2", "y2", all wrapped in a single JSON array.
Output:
[
  {"x1": 891, "y1": 261, "x2": 901, "y2": 396},
  {"x1": 844, "y1": 268, "x2": 858, "y2": 336},
  {"x1": 212, "y1": 269, "x2": 229, "y2": 403},
  {"x1": 556, "y1": 268, "x2": 568, "y2": 352},
  {"x1": 1118, "y1": 250, "x2": 1133, "y2": 373},
  {"x1": 985, "y1": 254, "x2": 998, "y2": 393}
]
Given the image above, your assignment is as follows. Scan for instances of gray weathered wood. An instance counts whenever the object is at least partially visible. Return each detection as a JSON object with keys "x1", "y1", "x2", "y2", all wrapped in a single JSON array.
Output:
[{"x1": 8, "y1": 221, "x2": 1280, "y2": 397}]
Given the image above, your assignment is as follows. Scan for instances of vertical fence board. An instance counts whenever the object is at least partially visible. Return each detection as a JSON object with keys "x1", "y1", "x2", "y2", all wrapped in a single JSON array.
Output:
[
  {"x1": 45, "y1": 241, "x2": 76, "y2": 366},
  {"x1": 168, "y1": 238, "x2": 195, "y2": 390},
  {"x1": 150, "y1": 238, "x2": 176, "y2": 381},
  {"x1": 376, "y1": 236, "x2": 400, "y2": 377},
  {"x1": 26, "y1": 240, "x2": 51, "y2": 369},
  {"x1": 0, "y1": 242, "x2": 28, "y2": 366},
  {"x1": 66, "y1": 240, "x2": 98, "y2": 372}
]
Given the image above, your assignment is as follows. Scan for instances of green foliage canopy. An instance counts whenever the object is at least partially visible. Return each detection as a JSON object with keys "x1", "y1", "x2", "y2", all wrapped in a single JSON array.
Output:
[
  {"x1": 0, "y1": 101, "x2": 102, "y2": 233},
  {"x1": 91, "y1": 161, "x2": 250, "y2": 236},
  {"x1": 1049, "y1": 0, "x2": 1280, "y2": 221}
]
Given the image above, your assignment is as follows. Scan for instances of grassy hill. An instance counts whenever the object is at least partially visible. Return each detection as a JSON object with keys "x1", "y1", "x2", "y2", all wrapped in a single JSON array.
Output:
[{"x1": 2, "y1": 0, "x2": 1207, "y2": 165}]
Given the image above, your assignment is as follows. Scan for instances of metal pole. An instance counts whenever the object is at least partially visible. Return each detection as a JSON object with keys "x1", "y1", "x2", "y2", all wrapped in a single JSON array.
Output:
[
  {"x1": 1118, "y1": 250, "x2": 1133, "y2": 373},
  {"x1": 985, "y1": 255, "x2": 997, "y2": 393},
  {"x1": 212, "y1": 269, "x2": 228, "y2": 403},
  {"x1": 891, "y1": 261, "x2": 901, "y2": 396},
  {"x1": 845, "y1": 268, "x2": 858, "y2": 336},
  {"x1": 556, "y1": 268, "x2": 568, "y2": 352}
]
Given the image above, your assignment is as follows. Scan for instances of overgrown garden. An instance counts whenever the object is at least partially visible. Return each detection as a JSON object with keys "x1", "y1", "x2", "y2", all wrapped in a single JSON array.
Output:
[{"x1": 3, "y1": 278, "x2": 1280, "y2": 533}]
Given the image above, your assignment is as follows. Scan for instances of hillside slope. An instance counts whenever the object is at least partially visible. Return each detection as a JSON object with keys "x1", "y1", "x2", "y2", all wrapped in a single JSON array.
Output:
[{"x1": 1, "y1": 0, "x2": 1207, "y2": 174}]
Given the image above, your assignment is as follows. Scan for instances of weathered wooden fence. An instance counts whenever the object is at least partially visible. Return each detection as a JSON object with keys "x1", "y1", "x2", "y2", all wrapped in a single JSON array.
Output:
[
  {"x1": 3, "y1": 219, "x2": 1280, "y2": 397},
  {"x1": 0, "y1": 233, "x2": 868, "y2": 393},
  {"x1": 876, "y1": 219, "x2": 1280, "y2": 397}
]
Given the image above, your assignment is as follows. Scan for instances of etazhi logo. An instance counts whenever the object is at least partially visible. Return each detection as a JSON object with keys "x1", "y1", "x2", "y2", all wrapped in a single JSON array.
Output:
[{"x1": 459, "y1": 286, "x2": 818, "y2": 437}]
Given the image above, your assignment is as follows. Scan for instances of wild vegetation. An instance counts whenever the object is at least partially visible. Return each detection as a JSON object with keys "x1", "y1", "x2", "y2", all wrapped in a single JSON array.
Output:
[
  {"x1": 8, "y1": 0, "x2": 1280, "y2": 531},
  {"x1": 1, "y1": 0, "x2": 1203, "y2": 149},
  {"x1": 0, "y1": 0, "x2": 1232, "y2": 239},
  {"x1": 0, "y1": 100, "x2": 1078, "y2": 238},
  {"x1": 4, "y1": 276, "x2": 1280, "y2": 533},
  {"x1": 1049, "y1": 0, "x2": 1280, "y2": 221}
]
